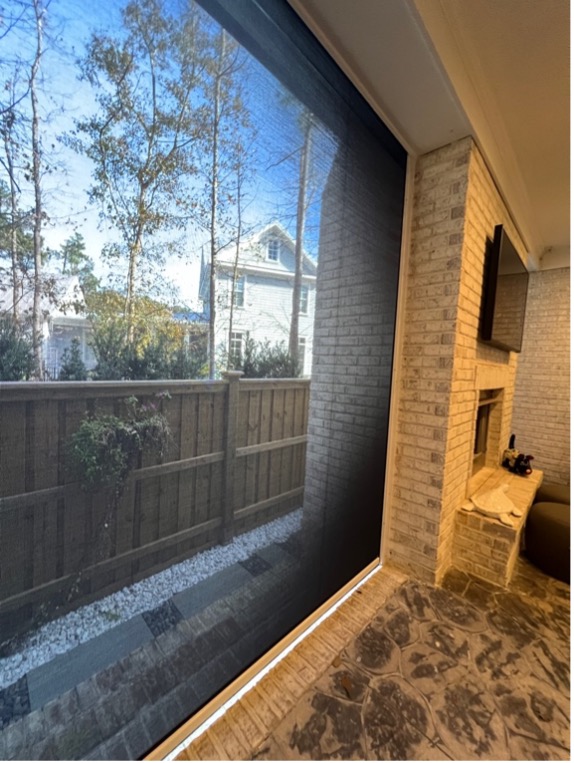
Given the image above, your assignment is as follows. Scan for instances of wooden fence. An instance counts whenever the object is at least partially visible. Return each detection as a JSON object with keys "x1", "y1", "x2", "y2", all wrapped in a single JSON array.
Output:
[{"x1": 0, "y1": 375, "x2": 309, "y2": 639}]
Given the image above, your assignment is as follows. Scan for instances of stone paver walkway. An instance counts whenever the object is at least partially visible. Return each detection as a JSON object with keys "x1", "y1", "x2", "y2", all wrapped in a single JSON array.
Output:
[
  {"x1": 249, "y1": 557, "x2": 570, "y2": 760},
  {"x1": 0, "y1": 537, "x2": 305, "y2": 760}
]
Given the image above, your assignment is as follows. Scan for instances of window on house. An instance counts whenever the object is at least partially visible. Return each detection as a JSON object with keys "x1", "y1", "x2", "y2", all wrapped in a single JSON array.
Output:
[
  {"x1": 230, "y1": 331, "x2": 244, "y2": 366},
  {"x1": 299, "y1": 285, "x2": 309, "y2": 314},
  {"x1": 267, "y1": 238, "x2": 279, "y2": 261},
  {"x1": 233, "y1": 275, "x2": 245, "y2": 307}
]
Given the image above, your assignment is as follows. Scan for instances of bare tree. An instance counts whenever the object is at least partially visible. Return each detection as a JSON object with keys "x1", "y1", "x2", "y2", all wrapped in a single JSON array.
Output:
[
  {"x1": 288, "y1": 109, "x2": 313, "y2": 363},
  {"x1": 29, "y1": 0, "x2": 46, "y2": 377},
  {"x1": 193, "y1": 22, "x2": 252, "y2": 378},
  {"x1": 1, "y1": 74, "x2": 26, "y2": 319}
]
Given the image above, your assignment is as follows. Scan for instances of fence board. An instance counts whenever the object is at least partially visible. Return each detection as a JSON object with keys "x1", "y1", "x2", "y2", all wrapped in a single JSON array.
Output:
[
  {"x1": 281, "y1": 388, "x2": 295, "y2": 494},
  {"x1": 0, "y1": 378, "x2": 309, "y2": 637},
  {"x1": 0, "y1": 401, "x2": 26, "y2": 497},
  {"x1": 0, "y1": 505, "x2": 33, "y2": 599},
  {"x1": 32, "y1": 499, "x2": 59, "y2": 588},
  {"x1": 244, "y1": 391, "x2": 260, "y2": 512},
  {"x1": 177, "y1": 394, "x2": 198, "y2": 547},
  {"x1": 257, "y1": 389, "x2": 273, "y2": 503},
  {"x1": 269, "y1": 389, "x2": 285, "y2": 499}
]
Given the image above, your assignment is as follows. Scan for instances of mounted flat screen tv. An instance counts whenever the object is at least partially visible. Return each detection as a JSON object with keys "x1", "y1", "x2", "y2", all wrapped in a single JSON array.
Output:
[{"x1": 480, "y1": 224, "x2": 529, "y2": 352}]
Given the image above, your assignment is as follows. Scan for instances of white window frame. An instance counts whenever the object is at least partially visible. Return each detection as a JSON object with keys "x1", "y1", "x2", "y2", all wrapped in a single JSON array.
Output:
[
  {"x1": 267, "y1": 238, "x2": 279, "y2": 261},
  {"x1": 299, "y1": 285, "x2": 309, "y2": 314},
  {"x1": 230, "y1": 331, "x2": 244, "y2": 365},
  {"x1": 233, "y1": 275, "x2": 245, "y2": 308},
  {"x1": 298, "y1": 336, "x2": 306, "y2": 370}
]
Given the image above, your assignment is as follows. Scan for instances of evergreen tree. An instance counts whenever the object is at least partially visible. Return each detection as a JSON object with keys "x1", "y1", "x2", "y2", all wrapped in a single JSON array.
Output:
[{"x1": 58, "y1": 337, "x2": 88, "y2": 380}]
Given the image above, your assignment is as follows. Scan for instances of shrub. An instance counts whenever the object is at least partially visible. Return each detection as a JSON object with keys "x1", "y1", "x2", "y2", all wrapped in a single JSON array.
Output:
[
  {"x1": 170, "y1": 338, "x2": 208, "y2": 379},
  {"x1": 0, "y1": 315, "x2": 35, "y2": 381},
  {"x1": 59, "y1": 338, "x2": 88, "y2": 381},
  {"x1": 90, "y1": 318, "x2": 130, "y2": 380},
  {"x1": 67, "y1": 394, "x2": 171, "y2": 497},
  {"x1": 90, "y1": 319, "x2": 208, "y2": 380},
  {"x1": 240, "y1": 337, "x2": 300, "y2": 378}
]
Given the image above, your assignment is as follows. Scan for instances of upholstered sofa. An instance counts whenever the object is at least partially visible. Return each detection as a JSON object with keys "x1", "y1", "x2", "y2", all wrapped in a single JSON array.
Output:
[{"x1": 524, "y1": 481, "x2": 570, "y2": 584}]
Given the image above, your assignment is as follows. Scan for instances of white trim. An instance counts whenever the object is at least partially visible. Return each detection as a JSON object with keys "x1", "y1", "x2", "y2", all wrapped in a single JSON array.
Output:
[{"x1": 218, "y1": 262, "x2": 317, "y2": 282}]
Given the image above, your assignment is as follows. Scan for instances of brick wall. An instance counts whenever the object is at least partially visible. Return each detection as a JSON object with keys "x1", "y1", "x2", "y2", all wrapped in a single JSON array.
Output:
[
  {"x1": 511, "y1": 268, "x2": 570, "y2": 484},
  {"x1": 303, "y1": 135, "x2": 406, "y2": 600},
  {"x1": 385, "y1": 136, "x2": 527, "y2": 583}
]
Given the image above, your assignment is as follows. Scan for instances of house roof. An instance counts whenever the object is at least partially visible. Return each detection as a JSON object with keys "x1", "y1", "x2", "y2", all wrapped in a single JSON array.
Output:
[
  {"x1": 199, "y1": 222, "x2": 318, "y2": 302},
  {"x1": 0, "y1": 273, "x2": 87, "y2": 320},
  {"x1": 216, "y1": 222, "x2": 317, "y2": 277},
  {"x1": 172, "y1": 310, "x2": 208, "y2": 324}
]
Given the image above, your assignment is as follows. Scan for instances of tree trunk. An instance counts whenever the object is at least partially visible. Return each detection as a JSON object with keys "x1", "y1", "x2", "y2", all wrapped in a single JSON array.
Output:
[
  {"x1": 208, "y1": 30, "x2": 227, "y2": 379},
  {"x1": 288, "y1": 112, "x2": 312, "y2": 366},
  {"x1": 3, "y1": 122, "x2": 20, "y2": 320},
  {"x1": 125, "y1": 229, "x2": 143, "y2": 342},
  {"x1": 227, "y1": 168, "x2": 243, "y2": 369},
  {"x1": 30, "y1": 0, "x2": 44, "y2": 379}
]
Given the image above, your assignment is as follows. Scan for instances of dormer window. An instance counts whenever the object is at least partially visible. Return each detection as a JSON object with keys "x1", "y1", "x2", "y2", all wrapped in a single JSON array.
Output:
[{"x1": 267, "y1": 238, "x2": 279, "y2": 261}]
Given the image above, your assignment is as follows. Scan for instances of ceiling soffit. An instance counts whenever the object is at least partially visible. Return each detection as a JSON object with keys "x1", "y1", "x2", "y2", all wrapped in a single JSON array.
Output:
[{"x1": 288, "y1": 0, "x2": 570, "y2": 263}]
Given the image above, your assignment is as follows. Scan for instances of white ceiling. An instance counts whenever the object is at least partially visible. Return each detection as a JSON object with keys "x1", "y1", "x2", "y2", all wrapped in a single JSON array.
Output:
[{"x1": 288, "y1": 0, "x2": 570, "y2": 267}]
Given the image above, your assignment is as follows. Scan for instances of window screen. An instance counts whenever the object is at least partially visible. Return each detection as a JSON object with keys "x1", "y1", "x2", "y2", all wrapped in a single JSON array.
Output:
[{"x1": 0, "y1": 0, "x2": 406, "y2": 758}]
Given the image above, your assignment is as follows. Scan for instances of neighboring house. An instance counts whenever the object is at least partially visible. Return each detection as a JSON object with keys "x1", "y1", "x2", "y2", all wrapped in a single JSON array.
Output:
[
  {"x1": 0, "y1": 274, "x2": 96, "y2": 379},
  {"x1": 199, "y1": 222, "x2": 317, "y2": 375}
]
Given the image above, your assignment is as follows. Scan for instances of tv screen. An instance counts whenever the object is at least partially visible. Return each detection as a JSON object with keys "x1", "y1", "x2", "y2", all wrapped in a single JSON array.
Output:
[{"x1": 481, "y1": 224, "x2": 529, "y2": 352}]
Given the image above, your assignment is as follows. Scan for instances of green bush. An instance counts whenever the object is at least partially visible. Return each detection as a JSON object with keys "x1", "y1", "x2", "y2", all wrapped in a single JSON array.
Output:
[
  {"x1": 240, "y1": 338, "x2": 300, "y2": 378},
  {"x1": 59, "y1": 338, "x2": 88, "y2": 381},
  {"x1": 67, "y1": 394, "x2": 171, "y2": 496},
  {"x1": 170, "y1": 338, "x2": 208, "y2": 379},
  {"x1": 90, "y1": 318, "x2": 131, "y2": 380},
  {"x1": 0, "y1": 315, "x2": 36, "y2": 381},
  {"x1": 90, "y1": 319, "x2": 208, "y2": 380}
]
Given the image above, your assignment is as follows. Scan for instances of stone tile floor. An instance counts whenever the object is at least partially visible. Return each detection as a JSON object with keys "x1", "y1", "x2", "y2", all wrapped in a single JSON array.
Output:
[
  {"x1": 0, "y1": 548, "x2": 569, "y2": 761},
  {"x1": 248, "y1": 557, "x2": 570, "y2": 761}
]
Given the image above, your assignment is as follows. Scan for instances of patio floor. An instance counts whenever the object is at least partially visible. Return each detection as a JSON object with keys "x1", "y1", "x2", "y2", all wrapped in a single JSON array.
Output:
[
  {"x1": 178, "y1": 557, "x2": 570, "y2": 761},
  {"x1": 0, "y1": 549, "x2": 569, "y2": 760}
]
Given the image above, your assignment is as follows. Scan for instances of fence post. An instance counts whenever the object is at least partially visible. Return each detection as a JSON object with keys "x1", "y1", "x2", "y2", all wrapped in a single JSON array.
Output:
[{"x1": 221, "y1": 371, "x2": 243, "y2": 544}]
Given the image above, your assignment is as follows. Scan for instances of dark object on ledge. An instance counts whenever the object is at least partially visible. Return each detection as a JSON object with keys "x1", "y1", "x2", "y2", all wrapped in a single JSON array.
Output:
[
  {"x1": 502, "y1": 433, "x2": 533, "y2": 476},
  {"x1": 502, "y1": 451, "x2": 534, "y2": 476},
  {"x1": 525, "y1": 482, "x2": 570, "y2": 584}
]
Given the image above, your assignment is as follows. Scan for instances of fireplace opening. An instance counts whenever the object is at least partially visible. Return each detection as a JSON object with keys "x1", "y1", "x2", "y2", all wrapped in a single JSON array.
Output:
[{"x1": 473, "y1": 389, "x2": 503, "y2": 473}]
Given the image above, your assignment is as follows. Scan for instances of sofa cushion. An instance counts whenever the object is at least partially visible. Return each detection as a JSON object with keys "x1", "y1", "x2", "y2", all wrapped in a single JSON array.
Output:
[
  {"x1": 535, "y1": 481, "x2": 570, "y2": 505},
  {"x1": 525, "y1": 502, "x2": 570, "y2": 584}
]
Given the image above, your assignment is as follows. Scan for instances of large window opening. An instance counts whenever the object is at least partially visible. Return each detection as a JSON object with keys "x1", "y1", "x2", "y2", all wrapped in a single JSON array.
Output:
[{"x1": 0, "y1": 0, "x2": 406, "y2": 758}]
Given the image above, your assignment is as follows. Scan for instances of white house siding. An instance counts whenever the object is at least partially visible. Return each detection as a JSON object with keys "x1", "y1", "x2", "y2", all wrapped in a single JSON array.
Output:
[
  {"x1": 214, "y1": 271, "x2": 315, "y2": 375},
  {"x1": 208, "y1": 224, "x2": 317, "y2": 376}
]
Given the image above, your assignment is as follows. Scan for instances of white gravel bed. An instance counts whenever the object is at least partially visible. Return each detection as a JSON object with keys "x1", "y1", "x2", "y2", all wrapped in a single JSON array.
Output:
[{"x1": 0, "y1": 508, "x2": 302, "y2": 691}]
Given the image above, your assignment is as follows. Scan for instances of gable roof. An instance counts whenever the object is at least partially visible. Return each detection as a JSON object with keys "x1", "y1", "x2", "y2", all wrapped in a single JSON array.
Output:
[
  {"x1": 0, "y1": 273, "x2": 87, "y2": 321},
  {"x1": 215, "y1": 221, "x2": 317, "y2": 277},
  {"x1": 199, "y1": 222, "x2": 317, "y2": 302}
]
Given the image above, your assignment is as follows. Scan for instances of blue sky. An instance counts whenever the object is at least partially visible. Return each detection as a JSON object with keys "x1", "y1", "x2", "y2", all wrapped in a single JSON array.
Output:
[{"x1": 1, "y1": 0, "x2": 336, "y2": 308}]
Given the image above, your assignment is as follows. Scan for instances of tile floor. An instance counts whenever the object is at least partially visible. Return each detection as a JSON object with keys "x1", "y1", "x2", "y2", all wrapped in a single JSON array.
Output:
[{"x1": 177, "y1": 557, "x2": 570, "y2": 761}]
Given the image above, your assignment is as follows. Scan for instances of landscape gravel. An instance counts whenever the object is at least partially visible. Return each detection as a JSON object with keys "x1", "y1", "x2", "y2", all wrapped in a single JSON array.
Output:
[{"x1": 0, "y1": 508, "x2": 302, "y2": 691}]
